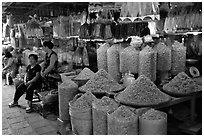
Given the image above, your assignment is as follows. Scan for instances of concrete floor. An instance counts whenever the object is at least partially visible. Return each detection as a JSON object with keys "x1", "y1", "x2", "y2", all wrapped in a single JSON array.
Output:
[{"x1": 2, "y1": 80, "x2": 59, "y2": 135}]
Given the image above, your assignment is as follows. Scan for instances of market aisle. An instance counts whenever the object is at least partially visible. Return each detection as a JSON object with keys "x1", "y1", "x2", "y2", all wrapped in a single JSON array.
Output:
[{"x1": 2, "y1": 81, "x2": 58, "y2": 135}]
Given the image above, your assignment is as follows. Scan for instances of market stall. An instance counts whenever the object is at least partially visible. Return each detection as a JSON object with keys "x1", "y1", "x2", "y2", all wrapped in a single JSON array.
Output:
[{"x1": 2, "y1": 2, "x2": 202, "y2": 135}]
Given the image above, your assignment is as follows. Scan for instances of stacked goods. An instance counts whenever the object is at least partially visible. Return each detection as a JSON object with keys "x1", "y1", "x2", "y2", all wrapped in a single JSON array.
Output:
[
  {"x1": 139, "y1": 109, "x2": 167, "y2": 135},
  {"x1": 25, "y1": 18, "x2": 43, "y2": 38},
  {"x1": 120, "y1": 46, "x2": 140, "y2": 74},
  {"x1": 171, "y1": 41, "x2": 186, "y2": 75},
  {"x1": 79, "y1": 69, "x2": 124, "y2": 94},
  {"x1": 93, "y1": 96, "x2": 119, "y2": 135},
  {"x1": 97, "y1": 43, "x2": 110, "y2": 72},
  {"x1": 163, "y1": 72, "x2": 202, "y2": 95},
  {"x1": 73, "y1": 67, "x2": 95, "y2": 87},
  {"x1": 154, "y1": 42, "x2": 171, "y2": 71},
  {"x1": 69, "y1": 92, "x2": 97, "y2": 135},
  {"x1": 115, "y1": 75, "x2": 171, "y2": 106},
  {"x1": 107, "y1": 44, "x2": 121, "y2": 82},
  {"x1": 108, "y1": 105, "x2": 138, "y2": 135},
  {"x1": 139, "y1": 46, "x2": 157, "y2": 81},
  {"x1": 58, "y1": 80, "x2": 78, "y2": 120}
]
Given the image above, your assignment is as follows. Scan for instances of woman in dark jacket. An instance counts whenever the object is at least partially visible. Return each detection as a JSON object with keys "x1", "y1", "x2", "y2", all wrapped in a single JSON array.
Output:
[{"x1": 9, "y1": 54, "x2": 42, "y2": 113}]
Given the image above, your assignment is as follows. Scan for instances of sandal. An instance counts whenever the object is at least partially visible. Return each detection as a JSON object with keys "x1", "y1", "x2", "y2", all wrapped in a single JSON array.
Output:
[
  {"x1": 8, "y1": 102, "x2": 19, "y2": 108},
  {"x1": 26, "y1": 107, "x2": 33, "y2": 113}
]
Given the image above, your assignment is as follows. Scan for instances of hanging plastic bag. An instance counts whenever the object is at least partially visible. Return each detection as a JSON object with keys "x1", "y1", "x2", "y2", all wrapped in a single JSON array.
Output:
[
  {"x1": 73, "y1": 46, "x2": 83, "y2": 67},
  {"x1": 3, "y1": 23, "x2": 10, "y2": 38},
  {"x1": 83, "y1": 46, "x2": 89, "y2": 66},
  {"x1": 79, "y1": 22, "x2": 90, "y2": 39},
  {"x1": 104, "y1": 24, "x2": 113, "y2": 39},
  {"x1": 7, "y1": 15, "x2": 14, "y2": 27}
]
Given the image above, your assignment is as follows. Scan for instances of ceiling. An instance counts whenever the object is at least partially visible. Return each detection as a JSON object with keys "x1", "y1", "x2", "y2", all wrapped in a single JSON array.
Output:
[{"x1": 2, "y1": 2, "x2": 89, "y2": 23}]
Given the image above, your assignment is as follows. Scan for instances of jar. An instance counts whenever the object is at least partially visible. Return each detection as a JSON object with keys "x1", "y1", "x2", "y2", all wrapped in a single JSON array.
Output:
[{"x1": 123, "y1": 73, "x2": 135, "y2": 87}]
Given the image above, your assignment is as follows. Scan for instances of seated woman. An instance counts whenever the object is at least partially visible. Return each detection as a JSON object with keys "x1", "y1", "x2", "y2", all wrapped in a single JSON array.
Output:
[
  {"x1": 41, "y1": 41, "x2": 59, "y2": 90},
  {"x1": 9, "y1": 54, "x2": 42, "y2": 113},
  {"x1": 2, "y1": 52, "x2": 19, "y2": 84}
]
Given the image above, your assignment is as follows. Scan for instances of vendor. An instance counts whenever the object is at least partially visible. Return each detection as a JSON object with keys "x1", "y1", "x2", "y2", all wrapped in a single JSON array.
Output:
[
  {"x1": 9, "y1": 54, "x2": 42, "y2": 113},
  {"x1": 2, "y1": 46, "x2": 14, "y2": 56},
  {"x1": 2, "y1": 52, "x2": 19, "y2": 83},
  {"x1": 41, "y1": 40, "x2": 59, "y2": 89}
]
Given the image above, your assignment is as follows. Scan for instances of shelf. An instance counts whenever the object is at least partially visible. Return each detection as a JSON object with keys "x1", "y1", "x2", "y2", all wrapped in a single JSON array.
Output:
[
  {"x1": 164, "y1": 31, "x2": 202, "y2": 36},
  {"x1": 53, "y1": 36, "x2": 79, "y2": 39}
]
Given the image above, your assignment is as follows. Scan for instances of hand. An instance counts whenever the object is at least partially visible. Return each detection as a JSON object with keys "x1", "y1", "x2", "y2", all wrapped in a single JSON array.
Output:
[
  {"x1": 41, "y1": 72, "x2": 46, "y2": 77},
  {"x1": 26, "y1": 81, "x2": 31, "y2": 86}
]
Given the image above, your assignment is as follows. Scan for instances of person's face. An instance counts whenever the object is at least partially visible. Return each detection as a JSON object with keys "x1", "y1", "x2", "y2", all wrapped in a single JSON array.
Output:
[
  {"x1": 43, "y1": 46, "x2": 48, "y2": 53},
  {"x1": 29, "y1": 56, "x2": 37, "y2": 65}
]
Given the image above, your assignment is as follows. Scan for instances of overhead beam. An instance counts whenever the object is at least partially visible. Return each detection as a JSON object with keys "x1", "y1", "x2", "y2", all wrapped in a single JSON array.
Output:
[
  {"x1": 3, "y1": 6, "x2": 34, "y2": 9},
  {"x1": 2, "y1": 2, "x2": 13, "y2": 12},
  {"x1": 25, "y1": 2, "x2": 53, "y2": 15}
]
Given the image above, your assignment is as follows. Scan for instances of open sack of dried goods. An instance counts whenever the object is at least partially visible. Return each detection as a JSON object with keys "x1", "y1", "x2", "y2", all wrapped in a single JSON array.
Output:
[
  {"x1": 171, "y1": 41, "x2": 186, "y2": 76},
  {"x1": 139, "y1": 45, "x2": 157, "y2": 82},
  {"x1": 139, "y1": 109, "x2": 167, "y2": 135},
  {"x1": 97, "y1": 43, "x2": 110, "y2": 72},
  {"x1": 108, "y1": 105, "x2": 138, "y2": 135},
  {"x1": 60, "y1": 72, "x2": 77, "y2": 83},
  {"x1": 58, "y1": 80, "x2": 78, "y2": 121},
  {"x1": 79, "y1": 69, "x2": 124, "y2": 94},
  {"x1": 69, "y1": 92, "x2": 97, "y2": 135},
  {"x1": 72, "y1": 67, "x2": 95, "y2": 87},
  {"x1": 93, "y1": 96, "x2": 119, "y2": 135},
  {"x1": 163, "y1": 72, "x2": 202, "y2": 97},
  {"x1": 127, "y1": 107, "x2": 151, "y2": 116},
  {"x1": 115, "y1": 75, "x2": 171, "y2": 107},
  {"x1": 120, "y1": 46, "x2": 140, "y2": 74}
]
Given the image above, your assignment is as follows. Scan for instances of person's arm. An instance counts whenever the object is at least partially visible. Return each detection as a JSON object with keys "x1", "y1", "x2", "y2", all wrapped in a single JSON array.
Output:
[
  {"x1": 3, "y1": 58, "x2": 13, "y2": 71},
  {"x1": 27, "y1": 72, "x2": 41, "y2": 85},
  {"x1": 24, "y1": 73, "x2": 27, "y2": 84},
  {"x1": 42, "y1": 54, "x2": 57, "y2": 75}
]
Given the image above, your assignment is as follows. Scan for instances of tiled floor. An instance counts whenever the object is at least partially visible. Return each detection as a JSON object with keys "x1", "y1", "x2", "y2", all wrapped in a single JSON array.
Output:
[{"x1": 2, "y1": 81, "x2": 59, "y2": 135}]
